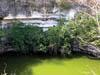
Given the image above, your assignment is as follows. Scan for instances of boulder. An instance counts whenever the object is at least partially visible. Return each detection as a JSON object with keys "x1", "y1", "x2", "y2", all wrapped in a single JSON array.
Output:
[
  {"x1": 81, "y1": 45, "x2": 100, "y2": 58},
  {"x1": 71, "y1": 38, "x2": 100, "y2": 58}
]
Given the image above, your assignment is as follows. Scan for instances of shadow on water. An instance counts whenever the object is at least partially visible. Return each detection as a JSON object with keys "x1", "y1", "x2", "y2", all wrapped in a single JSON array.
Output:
[
  {"x1": 0, "y1": 56, "x2": 43, "y2": 75},
  {"x1": 0, "y1": 53, "x2": 79, "y2": 75},
  {"x1": 0, "y1": 51, "x2": 99, "y2": 75}
]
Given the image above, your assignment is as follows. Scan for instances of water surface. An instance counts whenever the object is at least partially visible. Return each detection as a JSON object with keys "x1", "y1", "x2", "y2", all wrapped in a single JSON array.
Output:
[{"x1": 0, "y1": 56, "x2": 100, "y2": 75}]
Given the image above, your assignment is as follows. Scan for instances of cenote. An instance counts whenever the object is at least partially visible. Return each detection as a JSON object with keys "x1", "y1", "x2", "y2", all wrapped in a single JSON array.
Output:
[
  {"x1": 0, "y1": 0, "x2": 100, "y2": 75},
  {"x1": 0, "y1": 56, "x2": 100, "y2": 75}
]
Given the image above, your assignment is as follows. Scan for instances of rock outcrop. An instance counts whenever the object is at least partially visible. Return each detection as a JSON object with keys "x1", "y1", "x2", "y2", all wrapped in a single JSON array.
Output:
[
  {"x1": 81, "y1": 45, "x2": 100, "y2": 58},
  {"x1": 71, "y1": 39, "x2": 100, "y2": 58}
]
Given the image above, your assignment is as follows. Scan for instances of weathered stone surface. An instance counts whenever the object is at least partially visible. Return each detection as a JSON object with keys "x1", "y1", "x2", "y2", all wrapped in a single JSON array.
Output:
[
  {"x1": 81, "y1": 45, "x2": 100, "y2": 58},
  {"x1": 71, "y1": 38, "x2": 100, "y2": 58}
]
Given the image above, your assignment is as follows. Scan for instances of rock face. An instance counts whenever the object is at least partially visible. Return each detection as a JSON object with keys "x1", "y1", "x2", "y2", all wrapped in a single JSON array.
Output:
[
  {"x1": 0, "y1": 0, "x2": 91, "y2": 17},
  {"x1": 81, "y1": 45, "x2": 100, "y2": 58},
  {"x1": 71, "y1": 39, "x2": 100, "y2": 58},
  {"x1": 0, "y1": 0, "x2": 57, "y2": 16},
  {"x1": 0, "y1": 0, "x2": 99, "y2": 17}
]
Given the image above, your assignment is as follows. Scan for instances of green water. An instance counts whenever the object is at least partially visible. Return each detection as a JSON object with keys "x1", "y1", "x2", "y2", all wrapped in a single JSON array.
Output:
[{"x1": 0, "y1": 56, "x2": 100, "y2": 75}]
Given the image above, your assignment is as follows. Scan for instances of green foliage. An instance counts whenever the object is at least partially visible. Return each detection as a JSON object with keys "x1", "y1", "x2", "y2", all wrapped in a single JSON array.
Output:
[
  {"x1": 0, "y1": 28, "x2": 5, "y2": 37},
  {"x1": 45, "y1": 12, "x2": 99, "y2": 56},
  {"x1": 2, "y1": 12, "x2": 99, "y2": 56},
  {"x1": 65, "y1": 13, "x2": 98, "y2": 45},
  {"x1": 45, "y1": 25, "x2": 72, "y2": 56},
  {"x1": 59, "y1": 1, "x2": 72, "y2": 10},
  {"x1": 7, "y1": 22, "x2": 72, "y2": 56},
  {"x1": 91, "y1": 39, "x2": 100, "y2": 47},
  {"x1": 7, "y1": 22, "x2": 44, "y2": 53},
  {"x1": 0, "y1": 28, "x2": 6, "y2": 44},
  {"x1": 57, "y1": 18, "x2": 66, "y2": 26}
]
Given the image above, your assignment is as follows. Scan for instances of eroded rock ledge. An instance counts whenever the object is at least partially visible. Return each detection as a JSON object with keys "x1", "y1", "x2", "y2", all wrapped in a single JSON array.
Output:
[{"x1": 71, "y1": 39, "x2": 100, "y2": 58}]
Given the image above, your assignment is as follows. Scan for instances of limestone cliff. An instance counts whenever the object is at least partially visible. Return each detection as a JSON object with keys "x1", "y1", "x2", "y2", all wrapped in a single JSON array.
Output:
[
  {"x1": 0, "y1": 0, "x2": 99, "y2": 18},
  {"x1": 0, "y1": 0, "x2": 58, "y2": 17}
]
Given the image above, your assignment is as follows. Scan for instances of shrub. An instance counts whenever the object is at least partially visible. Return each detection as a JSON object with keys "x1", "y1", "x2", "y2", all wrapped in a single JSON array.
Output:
[
  {"x1": 47, "y1": 12, "x2": 99, "y2": 56},
  {"x1": 45, "y1": 25, "x2": 72, "y2": 56},
  {"x1": 64, "y1": 13, "x2": 98, "y2": 45},
  {"x1": 57, "y1": 0, "x2": 72, "y2": 10},
  {"x1": 4, "y1": 12, "x2": 99, "y2": 56},
  {"x1": 0, "y1": 28, "x2": 6, "y2": 45},
  {"x1": 0, "y1": 29, "x2": 5, "y2": 37},
  {"x1": 7, "y1": 22, "x2": 44, "y2": 54}
]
